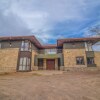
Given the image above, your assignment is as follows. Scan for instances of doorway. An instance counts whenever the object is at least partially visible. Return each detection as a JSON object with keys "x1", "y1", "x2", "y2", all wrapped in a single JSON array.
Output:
[{"x1": 46, "y1": 59, "x2": 55, "y2": 70}]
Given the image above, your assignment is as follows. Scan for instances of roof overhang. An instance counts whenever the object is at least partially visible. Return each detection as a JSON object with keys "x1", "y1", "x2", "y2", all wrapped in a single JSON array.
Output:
[
  {"x1": 57, "y1": 37, "x2": 100, "y2": 47},
  {"x1": 0, "y1": 36, "x2": 42, "y2": 48}
]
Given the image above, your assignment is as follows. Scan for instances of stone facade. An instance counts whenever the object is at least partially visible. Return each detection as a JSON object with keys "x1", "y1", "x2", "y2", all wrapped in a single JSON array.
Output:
[
  {"x1": 0, "y1": 48, "x2": 19, "y2": 72},
  {"x1": 43, "y1": 59, "x2": 46, "y2": 70},
  {"x1": 94, "y1": 52, "x2": 100, "y2": 69},
  {"x1": 0, "y1": 36, "x2": 100, "y2": 72},
  {"x1": 63, "y1": 49, "x2": 87, "y2": 68},
  {"x1": 31, "y1": 50, "x2": 38, "y2": 70}
]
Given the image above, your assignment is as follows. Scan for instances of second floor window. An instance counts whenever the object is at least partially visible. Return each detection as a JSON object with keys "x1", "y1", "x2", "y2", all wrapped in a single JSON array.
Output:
[
  {"x1": 45, "y1": 49, "x2": 57, "y2": 54},
  {"x1": 85, "y1": 42, "x2": 93, "y2": 51},
  {"x1": 21, "y1": 41, "x2": 31, "y2": 51}
]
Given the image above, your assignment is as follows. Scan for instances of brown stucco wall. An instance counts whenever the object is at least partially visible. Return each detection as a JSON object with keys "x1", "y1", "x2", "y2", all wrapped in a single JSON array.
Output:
[
  {"x1": 94, "y1": 52, "x2": 100, "y2": 69},
  {"x1": 0, "y1": 48, "x2": 19, "y2": 72},
  {"x1": 63, "y1": 49, "x2": 87, "y2": 68}
]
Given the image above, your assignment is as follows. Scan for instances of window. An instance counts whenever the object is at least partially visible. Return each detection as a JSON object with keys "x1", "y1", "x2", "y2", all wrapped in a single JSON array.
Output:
[
  {"x1": 85, "y1": 42, "x2": 93, "y2": 51},
  {"x1": 76, "y1": 57, "x2": 84, "y2": 65},
  {"x1": 87, "y1": 57, "x2": 94, "y2": 64},
  {"x1": 45, "y1": 49, "x2": 57, "y2": 54},
  {"x1": 21, "y1": 41, "x2": 31, "y2": 51},
  {"x1": 19, "y1": 57, "x2": 31, "y2": 71}
]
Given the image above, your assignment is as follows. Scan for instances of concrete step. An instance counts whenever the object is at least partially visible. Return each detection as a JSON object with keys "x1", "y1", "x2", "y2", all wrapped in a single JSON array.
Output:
[{"x1": 63, "y1": 67, "x2": 99, "y2": 72}]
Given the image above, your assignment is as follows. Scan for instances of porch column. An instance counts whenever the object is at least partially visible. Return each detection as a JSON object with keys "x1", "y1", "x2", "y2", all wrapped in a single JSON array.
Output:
[
  {"x1": 55, "y1": 58, "x2": 58, "y2": 70},
  {"x1": 43, "y1": 59, "x2": 46, "y2": 70}
]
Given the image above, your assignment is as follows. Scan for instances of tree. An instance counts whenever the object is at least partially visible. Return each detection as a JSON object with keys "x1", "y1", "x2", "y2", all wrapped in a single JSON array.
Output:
[{"x1": 90, "y1": 25, "x2": 100, "y2": 36}]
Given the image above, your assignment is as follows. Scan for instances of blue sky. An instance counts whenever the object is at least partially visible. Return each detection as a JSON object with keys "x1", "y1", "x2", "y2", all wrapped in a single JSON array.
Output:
[{"x1": 0, "y1": 0, "x2": 100, "y2": 44}]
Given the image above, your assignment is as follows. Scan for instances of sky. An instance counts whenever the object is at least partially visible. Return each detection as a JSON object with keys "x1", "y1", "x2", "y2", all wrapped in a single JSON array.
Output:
[{"x1": 0, "y1": 0, "x2": 100, "y2": 44}]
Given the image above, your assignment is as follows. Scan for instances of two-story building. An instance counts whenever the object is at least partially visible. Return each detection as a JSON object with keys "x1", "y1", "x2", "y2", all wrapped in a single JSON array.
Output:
[{"x1": 0, "y1": 36, "x2": 100, "y2": 72}]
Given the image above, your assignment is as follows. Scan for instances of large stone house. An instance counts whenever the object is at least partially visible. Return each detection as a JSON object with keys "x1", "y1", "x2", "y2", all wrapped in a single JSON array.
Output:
[{"x1": 0, "y1": 36, "x2": 100, "y2": 72}]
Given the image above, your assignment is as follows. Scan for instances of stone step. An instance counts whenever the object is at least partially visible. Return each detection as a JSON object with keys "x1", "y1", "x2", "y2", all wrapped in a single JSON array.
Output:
[{"x1": 63, "y1": 67, "x2": 99, "y2": 72}]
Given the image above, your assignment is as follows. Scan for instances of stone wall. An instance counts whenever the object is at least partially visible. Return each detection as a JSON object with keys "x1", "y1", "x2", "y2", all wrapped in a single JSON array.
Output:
[
  {"x1": 43, "y1": 59, "x2": 46, "y2": 70},
  {"x1": 31, "y1": 50, "x2": 38, "y2": 70},
  {"x1": 0, "y1": 48, "x2": 19, "y2": 72},
  {"x1": 55, "y1": 58, "x2": 58, "y2": 70},
  {"x1": 63, "y1": 49, "x2": 87, "y2": 68},
  {"x1": 94, "y1": 52, "x2": 100, "y2": 69}
]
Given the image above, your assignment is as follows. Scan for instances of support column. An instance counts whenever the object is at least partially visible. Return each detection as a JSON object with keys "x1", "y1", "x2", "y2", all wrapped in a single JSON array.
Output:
[
  {"x1": 55, "y1": 58, "x2": 58, "y2": 70},
  {"x1": 43, "y1": 59, "x2": 46, "y2": 70}
]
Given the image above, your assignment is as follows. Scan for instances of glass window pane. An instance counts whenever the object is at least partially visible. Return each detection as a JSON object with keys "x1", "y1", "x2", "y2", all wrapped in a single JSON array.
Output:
[
  {"x1": 76, "y1": 57, "x2": 84, "y2": 65},
  {"x1": 87, "y1": 57, "x2": 94, "y2": 64},
  {"x1": 19, "y1": 66, "x2": 23, "y2": 70},
  {"x1": 26, "y1": 66, "x2": 29, "y2": 70},
  {"x1": 23, "y1": 66, "x2": 26, "y2": 70},
  {"x1": 28, "y1": 58, "x2": 30, "y2": 65},
  {"x1": 20, "y1": 58, "x2": 23, "y2": 65},
  {"x1": 23, "y1": 57, "x2": 26, "y2": 66},
  {"x1": 45, "y1": 49, "x2": 57, "y2": 54},
  {"x1": 20, "y1": 41, "x2": 31, "y2": 51}
]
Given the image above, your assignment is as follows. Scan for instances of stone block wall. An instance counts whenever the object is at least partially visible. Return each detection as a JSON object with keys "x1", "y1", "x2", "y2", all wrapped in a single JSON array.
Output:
[
  {"x1": 31, "y1": 50, "x2": 38, "y2": 70},
  {"x1": 0, "y1": 48, "x2": 19, "y2": 72},
  {"x1": 63, "y1": 49, "x2": 87, "y2": 68},
  {"x1": 94, "y1": 52, "x2": 100, "y2": 69}
]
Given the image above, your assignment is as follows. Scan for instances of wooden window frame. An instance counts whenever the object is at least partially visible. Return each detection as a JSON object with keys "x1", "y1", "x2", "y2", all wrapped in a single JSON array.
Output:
[
  {"x1": 76, "y1": 56, "x2": 85, "y2": 65},
  {"x1": 21, "y1": 40, "x2": 31, "y2": 51},
  {"x1": 87, "y1": 57, "x2": 95, "y2": 64},
  {"x1": 19, "y1": 57, "x2": 31, "y2": 71}
]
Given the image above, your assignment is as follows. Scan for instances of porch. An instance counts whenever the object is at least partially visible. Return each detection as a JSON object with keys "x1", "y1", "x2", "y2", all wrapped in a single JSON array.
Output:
[{"x1": 34, "y1": 53, "x2": 64, "y2": 70}]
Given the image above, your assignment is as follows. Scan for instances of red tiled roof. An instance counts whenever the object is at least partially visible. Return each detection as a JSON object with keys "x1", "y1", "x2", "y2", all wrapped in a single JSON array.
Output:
[
  {"x1": 57, "y1": 37, "x2": 100, "y2": 47},
  {"x1": 42, "y1": 44, "x2": 57, "y2": 49}
]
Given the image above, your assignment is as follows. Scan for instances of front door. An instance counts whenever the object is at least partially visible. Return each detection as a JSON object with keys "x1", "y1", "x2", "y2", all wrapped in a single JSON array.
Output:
[{"x1": 46, "y1": 59, "x2": 55, "y2": 70}]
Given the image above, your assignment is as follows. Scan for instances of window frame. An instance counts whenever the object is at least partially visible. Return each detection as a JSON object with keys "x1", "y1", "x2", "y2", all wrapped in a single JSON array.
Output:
[
  {"x1": 45, "y1": 49, "x2": 57, "y2": 54},
  {"x1": 76, "y1": 56, "x2": 85, "y2": 65},
  {"x1": 87, "y1": 57, "x2": 95, "y2": 64},
  {"x1": 21, "y1": 40, "x2": 31, "y2": 51},
  {"x1": 19, "y1": 57, "x2": 31, "y2": 71}
]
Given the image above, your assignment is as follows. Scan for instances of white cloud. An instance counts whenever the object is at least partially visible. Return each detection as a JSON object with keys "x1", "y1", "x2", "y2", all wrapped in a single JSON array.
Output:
[{"x1": 0, "y1": 0, "x2": 100, "y2": 43}]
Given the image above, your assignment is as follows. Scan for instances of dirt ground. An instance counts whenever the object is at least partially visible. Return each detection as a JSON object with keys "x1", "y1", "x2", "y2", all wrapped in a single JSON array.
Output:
[{"x1": 0, "y1": 71, "x2": 100, "y2": 100}]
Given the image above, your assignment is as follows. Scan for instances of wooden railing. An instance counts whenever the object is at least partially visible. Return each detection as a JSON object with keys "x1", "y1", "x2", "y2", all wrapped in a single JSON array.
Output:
[{"x1": 38, "y1": 49, "x2": 62, "y2": 54}]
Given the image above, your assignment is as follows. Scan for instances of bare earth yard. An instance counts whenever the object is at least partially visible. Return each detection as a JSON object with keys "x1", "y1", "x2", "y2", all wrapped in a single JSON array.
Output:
[{"x1": 0, "y1": 71, "x2": 100, "y2": 100}]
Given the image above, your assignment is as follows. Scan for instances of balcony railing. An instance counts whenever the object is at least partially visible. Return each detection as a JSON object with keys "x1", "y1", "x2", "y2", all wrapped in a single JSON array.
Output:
[
  {"x1": 38, "y1": 49, "x2": 62, "y2": 54},
  {"x1": 86, "y1": 51, "x2": 94, "y2": 57}
]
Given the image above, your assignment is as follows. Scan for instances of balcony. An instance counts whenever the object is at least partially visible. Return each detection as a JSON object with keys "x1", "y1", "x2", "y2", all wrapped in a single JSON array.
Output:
[
  {"x1": 86, "y1": 51, "x2": 94, "y2": 57},
  {"x1": 38, "y1": 49, "x2": 62, "y2": 54},
  {"x1": 36, "y1": 49, "x2": 63, "y2": 59}
]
